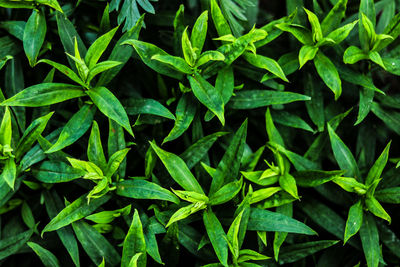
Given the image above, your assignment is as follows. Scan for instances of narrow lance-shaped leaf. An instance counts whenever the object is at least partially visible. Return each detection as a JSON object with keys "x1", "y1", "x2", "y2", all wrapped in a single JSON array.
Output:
[
  {"x1": 85, "y1": 27, "x2": 118, "y2": 69},
  {"x1": 365, "y1": 141, "x2": 391, "y2": 187},
  {"x1": 203, "y1": 209, "x2": 229, "y2": 267},
  {"x1": 46, "y1": 104, "x2": 96, "y2": 153},
  {"x1": 209, "y1": 119, "x2": 247, "y2": 194},
  {"x1": 121, "y1": 209, "x2": 146, "y2": 267},
  {"x1": 27, "y1": 242, "x2": 60, "y2": 267},
  {"x1": 314, "y1": 51, "x2": 342, "y2": 100},
  {"x1": 188, "y1": 73, "x2": 225, "y2": 126},
  {"x1": 149, "y1": 142, "x2": 204, "y2": 194},
  {"x1": 163, "y1": 93, "x2": 196, "y2": 144},
  {"x1": 359, "y1": 213, "x2": 380, "y2": 267},
  {"x1": 23, "y1": 10, "x2": 46, "y2": 67},
  {"x1": 344, "y1": 200, "x2": 363, "y2": 244},
  {"x1": 86, "y1": 86, "x2": 133, "y2": 137},
  {"x1": 1, "y1": 83, "x2": 85, "y2": 107},
  {"x1": 116, "y1": 179, "x2": 180, "y2": 204},
  {"x1": 42, "y1": 194, "x2": 111, "y2": 234},
  {"x1": 327, "y1": 123, "x2": 360, "y2": 180},
  {"x1": 87, "y1": 121, "x2": 107, "y2": 171},
  {"x1": 229, "y1": 90, "x2": 310, "y2": 109},
  {"x1": 72, "y1": 220, "x2": 120, "y2": 266}
]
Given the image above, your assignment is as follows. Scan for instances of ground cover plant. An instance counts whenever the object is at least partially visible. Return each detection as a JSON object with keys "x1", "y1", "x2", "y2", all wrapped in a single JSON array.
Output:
[{"x1": 1, "y1": 0, "x2": 400, "y2": 266}]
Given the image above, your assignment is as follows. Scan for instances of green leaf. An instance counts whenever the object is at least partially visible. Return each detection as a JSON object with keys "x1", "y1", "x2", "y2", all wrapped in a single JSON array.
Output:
[
  {"x1": 365, "y1": 196, "x2": 391, "y2": 223},
  {"x1": 359, "y1": 213, "x2": 380, "y2": 267},
  {"x1": 273, "y1": 204, "x2": 292, "y2": 261},
  {"x1": 37, "y1": 59, "x2": 86, "y2": 87},
  {"x1": 151, "y1": 54, "x2": 193, "y2": 74},
  {"x1": 23, "y1": 10, "x2": 46, "y2": 67},
  {"x1": 85, "y1": 205, "x2": 131, "y2": 224},
  {"x1": 298, "y1": 45, "x2": 318, "y2": 68},
  {"x1": 326, "y1": 20, "x2": 358, "y2": 44},
  {"x1": 294, "y1": 170, "x2": 345, "y2": 187},
  {"x1": 42, "y1": 194, "x2": 111, "y2": 234},
  {"x1": 321, "y1": 0, "x2": 348, "y2": 35},
  {"x1": 327, "y1": 123, "x2": 360, "y2": 179},
  {"x1": 0, "y1": 106, "x2": 12, "y2": 146},
  {"x1": 343, "y1": 46, "x2": 368, "y2": 64},
  {"x1": 180, "y1": 132, "x2": 227, "y2": 169},
  {"x1": 35, "y1": 0, "x2": 63, "y2": 13},
  {"x1": 149, "y1": 141, "x2": 204, "y2": 194},
  {"x1": 250, "y1": 187, "x2": 282, "y2": 204},
  {"x1": 163, "y1": 93, "x2": 196, "y2": 144},
  {"x1": 1, "y1": 83, "x2": 85, "y2": 107},
  {"x1": 196, "y1": 51, "x2": 225, "y2": 67},
  {"x1": 243, "y1": 52, "x2": 288, "y2": 82},
  {"x1": 314, "y1": 51, "x2": 342, "y2": 100},
  {"x1": 182, "y1": 27, "x2": 196, "y2": 66},
  {"x1": 56, "y1": 13, "x2": 87, "y2": 68},
  {"x1": 72, "y1": 220, "x2": 120, "y2": 266},
  {"x1": 122, "y1": 39, "x2": 183, "y2": 79},
  {"x1": 344, "y1": 200, "x2": 363, "y2": 244},
  {"x1": 210, "y1": 0, "x2": 232, "y2": 37},
  {"x1": 209, "y1": 119, "x2": 247, "y2": 194},
  {"x1": 27, "y1": 242, "x2": 60, "y2": 267},
  {"x1": 125, "y1": 98, "x2": 175, "y2": 120},
  {"x1": 247, "y1": 208, "x2": 316, "y2": 235},
  {"x1": 86, "y1": 86, "x2": 133, "y2": 137},
  {"x1": 188, "y1": 73, "x2": 225, "y2": 126},
  {"x1": 227, "y1": 210, "x2": 243, "y2": 259},
  {"x1": 43, "y1": 190, "x2": 80, "y2": 267},
  {"x1": 365, "y1": 141, "x2": 391, "y2": 187},
  {"x1": 0, "y1": 229, "x2": 33, "y2": 260},
  {"x1": 375, "y1": 187, "x2": 400, "y2": 204},
  {"x1": 97, "y1": 16, "x2": 144, "y2": 86},
  {"x1": 359, "y1": 1, "x2": 376, "y2": 51},
  {"x1": 191, "y1": 11, "x2": 208, "y2": 54},
  {"x1": 46, "y1": 104, "x2": 95, "y2": 153},
  {"x1": 275, "y1": 23, "x2": 313, "y2": 45},
  {"x1": 85, "y1": 27, "x2": 118, "y2": 69},
  {"x1": 105, "y1": 148, "x2": 130, "y2": 177},
  {"x1": 0, "y1": 158, "x2": 16, "y2": 190},
  {"x1": 355, "y1": 87, "x2": 374, "y2": 125},
  {"x1": 209, "y1": 179, "x2": 242, "y2": 205},
  {"x1": 116, "y1": 179, "x2": 180, "y2": 204},
  {"x1": 278, "y1": 240, "x2": 339, "y2": 264},
  {"x1": 271, "y1": 110, "x2": 315, "y2": 133},
  {"x1": 304, "y1": 8, "x2": 323, "y2": 42},
  {"x1": 265, "y1": 107, "x2": 284, "y2": 146},
  {"x1": 87, "y1": 121, "x2": 107, "y2": 171},
  {"x1": 229, "y1": 90, "x2": 310, "y2": 109},
  {"x1": 238, "y1": 249, "x2": 270, "y2": 263},
  {"x1": 86, "y1": 61, "x2": 123, "y2": 84},
  {"x1": 203, "y1": 209, "x2": 229, "y2": 267},
  {"x1": 166, "y1": 202, "x2": 206, "y2": 227},
  {"x1": 121, "y1": 209, "x2": 146, "y2": 267},
  {"x1": 33, "y1": 161, "x2": 85, "y2": 183}
]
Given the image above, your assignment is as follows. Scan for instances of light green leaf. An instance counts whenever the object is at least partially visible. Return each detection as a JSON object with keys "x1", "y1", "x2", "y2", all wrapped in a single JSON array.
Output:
[
  {"x1": 359, "y1": 213, "x2": 380, "y2": 267},
  {"x1": 121, "y1": 209, "x2": 146, "y2": 267},
  {"x1": 299, "y1": 45, "x2": 318, "y2": 68},
  {"x1": 344, "y1": 200, "x2": 363, "y2": 244},
  {"x1": 243, "y1": 52, "x2": 288, "y2": 82},
  {"x1": 191, "y1": 11, "x2": 208, "y2": 54}
]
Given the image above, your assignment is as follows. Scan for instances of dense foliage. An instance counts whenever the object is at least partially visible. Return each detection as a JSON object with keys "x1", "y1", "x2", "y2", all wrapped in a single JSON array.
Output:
[{"x1": 1, "y1": 0, "x2": 400, "y2": 266}]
